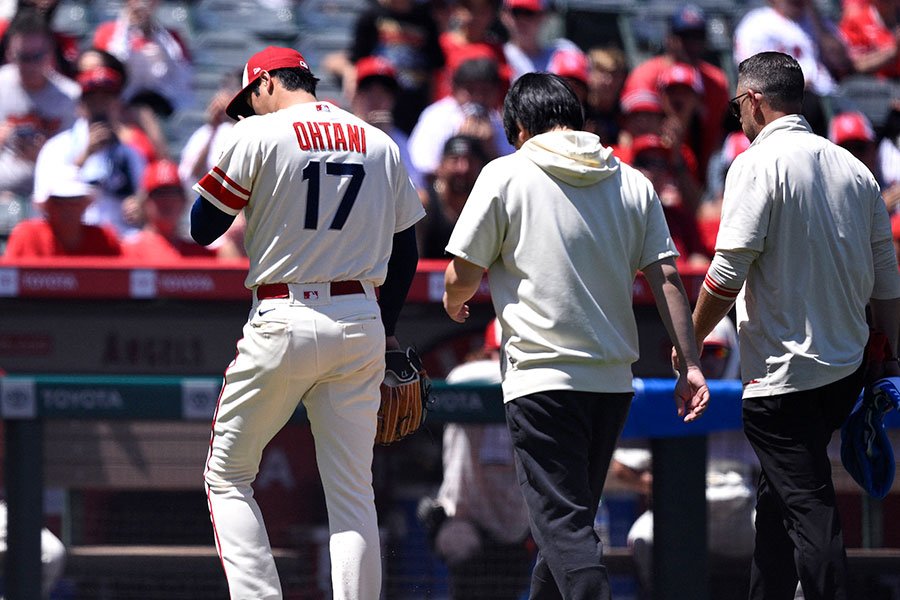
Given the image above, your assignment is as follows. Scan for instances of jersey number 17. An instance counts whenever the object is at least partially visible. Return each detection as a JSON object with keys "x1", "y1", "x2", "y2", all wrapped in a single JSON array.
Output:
[{"x1": 301, "y1": 160, "x2": 366, "y2": 230}]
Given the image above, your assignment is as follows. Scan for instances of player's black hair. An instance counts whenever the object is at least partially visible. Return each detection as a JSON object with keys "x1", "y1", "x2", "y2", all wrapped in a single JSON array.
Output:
[
  {"x1": 502, "y1": 72, "x2": 584, "y2": 146},
  {"x1": 249, "y1": 66, "x2": 320, "y2": 97},
  {"x1": 737, "y1": 51, "x2": 804, "y2": 113}
]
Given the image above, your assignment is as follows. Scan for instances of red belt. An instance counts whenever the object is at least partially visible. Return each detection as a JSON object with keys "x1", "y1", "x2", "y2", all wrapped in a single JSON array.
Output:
[{"x1": 255, "y1": 281, "x2": 364, "y2": 300}]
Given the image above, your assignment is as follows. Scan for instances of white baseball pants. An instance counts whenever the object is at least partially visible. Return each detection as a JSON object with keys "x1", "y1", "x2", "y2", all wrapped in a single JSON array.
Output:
[{"x1": 204, "y1": 282, "x2": 385, "y2": 600}]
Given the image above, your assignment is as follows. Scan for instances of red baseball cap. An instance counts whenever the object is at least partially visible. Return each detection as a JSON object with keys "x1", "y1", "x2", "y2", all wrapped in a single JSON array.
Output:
[
  {"x1": 549, "y1": 48, "x2": 589, "y2": 85},
  {"x1": 631, "y1": 134, "x2": 668, "y2": 157},
  {"x1": 356, "y1": 55, "x2": 397, "y2": 86},
  {"x1": 620, "y1": 88, "x2": 664, "y2": 115},
  {"x1": 226, "y1": 46, "x2": 312, "y2": 120},
  {"x1": 504, "y1": 0, "x2": 544, "y2": 12},
  {"x1": 658, "y1": 63, "x2": 703, "y2": 94},
  {"x1": 78, "y1": 66, "x2": 123, "y2": 95},
  {"x1": 142, "y1": 159, "x2": 181, "y2": 193},
  {"x1": 829, "y1": 111, "x2": 875, "y2": 145}
]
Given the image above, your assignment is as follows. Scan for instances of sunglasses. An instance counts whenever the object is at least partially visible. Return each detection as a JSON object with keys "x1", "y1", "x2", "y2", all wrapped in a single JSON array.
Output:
[{"x1": 728, "y1": 91, "x2": 750, "y2": 118}]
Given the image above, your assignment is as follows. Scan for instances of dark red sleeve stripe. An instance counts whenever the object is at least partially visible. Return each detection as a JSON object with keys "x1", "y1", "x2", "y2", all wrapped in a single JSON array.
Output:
[
  {"x1": 703, "y1": 273, "x2": 741, "y2": 299},
  {"x1": 213, "y1": 166, "x2": 251, "y2": 196},
  {"x1": 198, "y1": 173, "x2": 248, "y2": 211}
]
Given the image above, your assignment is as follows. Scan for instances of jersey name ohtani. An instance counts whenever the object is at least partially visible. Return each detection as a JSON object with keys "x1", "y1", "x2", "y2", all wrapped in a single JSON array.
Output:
[{"x1": 294, "y1": 120, "x2": 367, "y2": 154}]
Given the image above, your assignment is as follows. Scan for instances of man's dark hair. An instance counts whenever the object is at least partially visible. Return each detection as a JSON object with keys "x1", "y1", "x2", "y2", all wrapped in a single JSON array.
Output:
[
  {"x1": 737, "y1": 51, "x2": 804, "y2": 113},
  {"x1": 452, "y1": 58, "x2": 500, "y2": 89},
  {"x1": 5, "y1": 6, "x2": 52, "y2": 40},
  {"x1": 249, "y1": 66, "x2": 320, "y2": 97},
  {"x1": 502, "y1": 72, "x2": 584, "y2": 145}
]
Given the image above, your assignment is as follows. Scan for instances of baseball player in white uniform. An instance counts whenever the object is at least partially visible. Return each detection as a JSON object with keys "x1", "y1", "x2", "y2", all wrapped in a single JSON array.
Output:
[{"x1": 189, "y1": 46, "x2": 424, "y2": 600}]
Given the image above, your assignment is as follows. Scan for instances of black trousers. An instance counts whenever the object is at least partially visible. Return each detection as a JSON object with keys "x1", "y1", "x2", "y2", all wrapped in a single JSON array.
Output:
[
  {"x1": 505, "y1": 390, "x2": 632, "y2": 600},
  {"x1": 742, "y1": 365, "x2": 864, "y2": 600}
]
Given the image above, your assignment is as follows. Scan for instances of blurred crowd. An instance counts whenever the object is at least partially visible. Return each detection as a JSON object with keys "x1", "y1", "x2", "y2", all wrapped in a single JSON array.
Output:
[{"x1": 3, "y1": 0, "x2": 900, "y2": 265}]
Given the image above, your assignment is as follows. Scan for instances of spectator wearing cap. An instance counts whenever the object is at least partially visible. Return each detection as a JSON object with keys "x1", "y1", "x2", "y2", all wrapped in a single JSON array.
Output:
[
  {"x1": 548, "y1": 47, "x2": 590, "y2": 104},
  {"x1": 614, "y1": 88, "x2": 700, "y2": 183},
  {"x1": 657, "y1": 62, "x2": 706, "y2": 190},
  {"x1": 734, "y1": 0, "x2": 851, "y2": 135},
  {"x1": 33, "y1": 56, "x2": 146, "y2": 237},
  {"x1": 830, "y1": 110, "x2": 900, "y2": 212},
  {"x1": 501, "y1": 0, "x2": 579, "y2": 81},
  {"x1": 630, "y1": 133, "x2": 710, "y2": 268},
  {"x1": 325, "y1": 0, "x2": 444, "y2": 134},
  {"x1": 416, "y1": 135, "x2": 488, "y2": 258},
  {"x1": 623, "y1": 4, "x2": 729, "y2": 174},
  {"x1": 0, "y1": 8, "x2": 79, "y2": 199},
  {"x1": 434, "y1": 0, "x2": 508, "y2": 101},
  {"x1": 122, "y1": 159, "x2": 215, "y2": 261},
  {"x1": 840, "y1": 0, "x2": 900, "y2": 78},
  {"x1": 75, "y1": 47, "x2": 159, "y2": 162},
  {"x1": 409, "y1": 55, "x2": 515, "y2": 180},
  {"x1": 350, "y1": 56, "x2": 424, "y2": 190},
  {"x1": 3, "y1": 168, "x2": 121, "y2": 258},
  {"x1": 583, "y1": 46, "x2": 627, "y2": 146}
]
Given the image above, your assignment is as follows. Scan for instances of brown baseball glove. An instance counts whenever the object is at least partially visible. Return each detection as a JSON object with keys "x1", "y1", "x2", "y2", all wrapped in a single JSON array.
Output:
[{"x1": 375, "y1": 347, "x2": 432, "y2": 445}]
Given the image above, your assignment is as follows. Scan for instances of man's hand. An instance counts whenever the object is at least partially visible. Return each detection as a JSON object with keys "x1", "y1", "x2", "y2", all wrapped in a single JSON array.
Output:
[
  {"x1": 674, "y1": 365, "x2": 710, "y2": 422},
  {"x1": 442, "y1": 293, "x2": 470, "y2": 323},
  {"x1": 85, "y1": 120, "x2": 116, "y2": 155}
]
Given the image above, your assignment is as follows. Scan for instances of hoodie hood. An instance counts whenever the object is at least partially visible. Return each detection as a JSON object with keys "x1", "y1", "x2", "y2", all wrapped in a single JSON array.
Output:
[{"x1": 520, "y1": 130, "x2": 618, "y2": 187}]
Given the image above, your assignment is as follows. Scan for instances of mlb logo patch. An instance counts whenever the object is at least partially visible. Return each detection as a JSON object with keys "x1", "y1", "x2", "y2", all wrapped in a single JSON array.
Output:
[
  {"x1": 316, "y1": 104, "x2": 330, "y2": 112},
  {"x1": 304, "y1": 290, "x2": 319, "y2": 300},
  {"x1": 253, "y1": 67, "x2": 261, "y2": 75}
]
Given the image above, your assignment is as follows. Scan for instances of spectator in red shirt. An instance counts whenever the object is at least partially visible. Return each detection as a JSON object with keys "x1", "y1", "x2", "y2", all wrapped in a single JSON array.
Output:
[
  {"x1": 4, "y1": 170, "x2": 121, "y2": 258},
  {"x1": 839, "y1": 0, "x2": 900, "y2": 78},
  {"x1": 623, "y1": 4, "x2": 729, "y2": 175},
  {"x1": 121, "y1": 159, "x2": 215, "y2": 261}
]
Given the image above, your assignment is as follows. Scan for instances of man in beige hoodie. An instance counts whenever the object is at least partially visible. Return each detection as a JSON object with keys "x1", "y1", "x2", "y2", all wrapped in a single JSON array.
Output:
[{"x1": 442, "y1": 72, "x2": 710, "y2": 600}]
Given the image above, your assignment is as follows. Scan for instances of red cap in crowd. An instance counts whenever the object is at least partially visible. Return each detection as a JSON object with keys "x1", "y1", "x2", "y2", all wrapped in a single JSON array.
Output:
[
  {"x1": 78, "y1": 66, "x2": 123, "y2": 94},
  {"x1": 620, "y1": 88, "x2": 664, "y2": 115},
  {"x1": 631, "y1": 134, "x2": 668, "y2": 157},
  {"x1": 548, "y1": 48, "x2": 590, "y2": 85},
  {"x1": 356, "y1": 55, "x2": 397, "y2": 85},
  {"x1": 227, "y1": 46, "x2": 311, "y2": 120},
  {"x1": 142, "y1": 159, "x2": 181, "y2": 193},
  {"x1": 658, "y1": 63, "x2": 703, "y2": 94},
  {"x1": 722, "y1": 131, "x2": 751, "y2": 164},
  {"x1": 504, "y1": 0, "x2": 544, "y2": 12},
  {"x1": 828, "y1": 111, "x2": 875, "y2": 145}
]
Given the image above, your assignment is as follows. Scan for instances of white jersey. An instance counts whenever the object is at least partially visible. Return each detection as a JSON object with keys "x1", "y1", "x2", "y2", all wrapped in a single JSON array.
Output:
[{"x1": 194, "y1": 101, "x2": 424, "y2": 288}]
